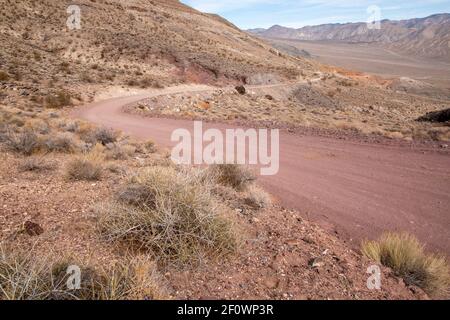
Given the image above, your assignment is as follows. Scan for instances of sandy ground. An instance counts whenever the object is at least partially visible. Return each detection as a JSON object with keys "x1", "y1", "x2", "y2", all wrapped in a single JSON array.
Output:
[
  {"x1": 73, "y1": 85, "x2": 450, "y2": 256},
  {"x1": 267, "y1": 39, "x2": 450, "y2": 89}
]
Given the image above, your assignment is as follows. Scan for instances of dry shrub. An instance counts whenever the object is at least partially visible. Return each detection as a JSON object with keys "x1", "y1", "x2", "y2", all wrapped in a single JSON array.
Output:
[
  {"x1": 8, "y1": 116, "x2": 25, "y2": 128},
  {"x1": 0, "y1": 247, "x2": 167, "y2": 300},
  {"x1": 105, "y1": 143, "x2": 136, "y2": 160},
  {"x1": 51, "y1": 256, "x2": 168, "y2": 300},
  {"x1": 139, "y1": 77, "x2": 165, "y2": 89},
  {"x1": 144, "y1": 139, "x2": 157, "y2": 153},
  {"x1": 105, "y1": 162, "x2": 126, "y2": 175},
  {"x1": 244, "y1": 185, "x2": 272, "y2": 209},
  {"x1": 207, "y1": 164, "x2": 256, "y2": 191},
  {"x1": 97, "y1": 166, "x2": 237, "y2": 265},
  {"x1": 19, "y1": 157, "x2": 56, "y2": 172},
  {"x1": 82, "y1": 126, "x2": 119, "y2": 146},
  {"x1": 111, "y1": 256, "x2": 169, "y2": 300},
  {"x1": 2, "y1": 128, "x2": 41, "y2": 156},
  {"x1": 75, "y1": 121, "x2": 95, "y2": 136},
  {"x1": 57, "y1": 119, "x2": 79, "y2": 133},
  {"x1": 43, "y1": 132, "x2": 78, "y2": 153},
  {"x1": 24, "y1": 119, "x2": 50, "y2": 134},
  {"x1": 65, "y1": 144, "x2": 105, "y2": 181},
  {"x1": 362, "y1": 232, "x2": 450, "y2": 297},
  {"x1": 0, "y1": 247, "x2": 68, "y2": 300},
  {"x1": 45, "y1": 91, "x2": 72, "y2": 109}
]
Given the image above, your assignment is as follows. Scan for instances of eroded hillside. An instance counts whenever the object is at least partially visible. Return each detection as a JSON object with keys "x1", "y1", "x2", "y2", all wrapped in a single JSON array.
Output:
[{"x1": 0, "y1": 0, "x2": 314, "y2": 108}]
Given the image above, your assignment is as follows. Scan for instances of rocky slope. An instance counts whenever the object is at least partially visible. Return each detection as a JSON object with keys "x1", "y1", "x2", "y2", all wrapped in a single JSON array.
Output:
[
  {"x1": 0, "y1": 0, "x2": 314, "y2": 109},
  {"x1": 249, "y1": 14, "x2": 450, "y2": 61}
]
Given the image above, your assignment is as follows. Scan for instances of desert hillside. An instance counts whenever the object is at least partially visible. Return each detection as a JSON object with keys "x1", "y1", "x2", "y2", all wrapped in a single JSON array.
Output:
[
  {"x1": 249, "y1": 14, "x2": 450, "y2": 61},
  {"x1": 0, "y1": 0, "x2": 312, "y2": 101},
  {"x1": 1, "y1": 0, "x2": 449, "y2": 301}
]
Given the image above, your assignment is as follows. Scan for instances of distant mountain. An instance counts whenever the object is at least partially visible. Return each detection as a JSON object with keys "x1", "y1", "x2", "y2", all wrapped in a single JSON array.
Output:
[{"x1": 248, "y1": 14, "x2": 450, "y2": 61}]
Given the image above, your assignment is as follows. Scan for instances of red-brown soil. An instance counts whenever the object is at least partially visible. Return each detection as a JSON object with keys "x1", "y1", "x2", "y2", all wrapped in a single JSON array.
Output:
[{"x1": 74, "y1": 85, "x2": 450, "y2": 256}]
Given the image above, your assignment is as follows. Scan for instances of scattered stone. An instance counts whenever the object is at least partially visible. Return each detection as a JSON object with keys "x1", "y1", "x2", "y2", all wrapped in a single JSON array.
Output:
[
  {"x1": 235, "y1": 85, "x2": 246, "y2": 95},
  {"x1": 302, "y1": 236, "x2": 315, "y2": 245},
  {"x1": 23, "y1": 221, "x2": 44, "y2": 236},
  {"x1": 196, "y1": 101, "x2": 211, "y2": 110},
  {"x1": 308, "y1": 257, "x2": 325, "y2": 268}
]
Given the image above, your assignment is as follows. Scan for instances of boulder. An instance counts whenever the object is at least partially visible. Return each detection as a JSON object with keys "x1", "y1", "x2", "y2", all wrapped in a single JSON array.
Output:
[
  {"x1": 417, "y1": 108, "x2": 450, "y2": 123},
  {"x1": 235, "y1": 85, "x2": 246, "y2": 95}
]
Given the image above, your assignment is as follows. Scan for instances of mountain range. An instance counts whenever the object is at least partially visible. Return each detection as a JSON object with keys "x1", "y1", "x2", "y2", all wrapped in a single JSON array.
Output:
[{"x1": 248, "y1": 14, "x2": 450, "y2": 61}]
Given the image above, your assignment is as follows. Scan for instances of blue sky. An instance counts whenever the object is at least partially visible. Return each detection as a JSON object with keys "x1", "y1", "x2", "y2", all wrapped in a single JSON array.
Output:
[{"x1": 181, "y1": 0, "x2": 450, "y2": 29}]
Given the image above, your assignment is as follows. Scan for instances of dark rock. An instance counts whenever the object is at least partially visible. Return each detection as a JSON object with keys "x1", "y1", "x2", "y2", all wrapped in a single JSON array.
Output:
[
  {"x1": 235, "y1": 85, "x2": 246, "y2": 95},
  {"x1": 417, "y1": 108, "x2": 450, "y2": 123},
  {"x1": 24, "y1": 221, "x2": 44, "y2": 236},
  {"x1": 302, "y1": 236, "x2": 315, "y2": 245}
]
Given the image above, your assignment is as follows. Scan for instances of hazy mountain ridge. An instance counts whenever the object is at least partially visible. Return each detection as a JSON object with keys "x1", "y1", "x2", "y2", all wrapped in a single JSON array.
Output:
[{"x1": 249, "y1": 14, "x2": 450, "y2": 61}]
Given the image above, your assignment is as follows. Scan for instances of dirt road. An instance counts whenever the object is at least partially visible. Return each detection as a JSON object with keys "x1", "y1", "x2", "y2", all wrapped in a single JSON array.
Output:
[{"x1": 73, "y1": 85, "x2": 450, "y2": 254}]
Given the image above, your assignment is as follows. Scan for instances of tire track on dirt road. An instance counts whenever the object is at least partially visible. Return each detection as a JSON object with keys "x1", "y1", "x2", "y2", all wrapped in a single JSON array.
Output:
[{"x1": 73, "y1": 84, "x2": 450, "y2": 254}]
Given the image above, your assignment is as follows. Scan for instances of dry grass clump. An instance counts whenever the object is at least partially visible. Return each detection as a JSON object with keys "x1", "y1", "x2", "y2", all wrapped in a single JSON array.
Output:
[
  {"x1": 43, "y1": 132, "x2": 78, "y2": 153},
  {"x1": 105, "y1": 143, "x2": 136, "y2": 160},
  {"x1": 205, "y1": 165, "x2": 271, "y2": 212},
  {"x1": 144, "y1": 139, "x2": 157, "y2": 153},
  {"x1": 82, "y1": 126, "x2": 119, "y2": 146},
  {"x1": 19, "y1": 157, "x2": 56, "y2": 172},
  {"x1": 56, "y1": 119, "x2": 79, "y2": 133},
  {"x1": 24, "y1": 119, "x2": 50, "y2": 134},
  {"x1": 135, "y1": 77, "x2": 165, "y2": 89},
  {"x1": 65, "y1": 145, "x2": 105, "y2": 181},
  {"x1": 362, "y1": 232, "x2": 450, "y2": 297},
  {"x1": 0, "y1": 247, "x2": 69, "y2": 300},
  {"x1": 97, "y1": 166, "x2": 238, "y2": 265},
  {"x1": 244, "y1": 185, "x2": 272, "y2": 209},
  {"x1": 44, "y1": 91, "x2": 72, "y2": 109},
  {"x1": 0, "y1": 247, "x2": 167, "y2": 300},
  {"x1": 2, "y1": 128, "x2": 41, "y2": 156},
  {"x1": 207, "y1": 164, "x2": 256, "y2": 191}
]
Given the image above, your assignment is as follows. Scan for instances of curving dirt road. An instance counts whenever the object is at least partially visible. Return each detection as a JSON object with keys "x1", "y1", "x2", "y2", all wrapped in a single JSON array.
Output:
[{"x1": 73, "y1": 85, "x2": 450, "y2": 254}]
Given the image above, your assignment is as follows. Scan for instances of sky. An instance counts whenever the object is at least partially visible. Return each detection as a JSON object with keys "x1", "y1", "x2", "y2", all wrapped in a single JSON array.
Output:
[{"x1": 181, "y1": 0, "x2": 450, "y2": 29}]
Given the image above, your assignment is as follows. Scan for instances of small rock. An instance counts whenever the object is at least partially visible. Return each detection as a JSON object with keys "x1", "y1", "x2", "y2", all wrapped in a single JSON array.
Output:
[
  {"x1": 23, "y1": 221, "x2": 44, "y2": 236},
  {"x1": 308, "y1": 257, "x2": 325, "y2": 268},
  {"x1": 302, "y1": 236, "x2": 315, "y2": 245},
  {"x1": 196, "y1": 101, "x2": 211, "y2": 110},
  {"x1": 235, "y1": 85, "x2": 246, "y2": 95},
  {"x1": 441, "y1": 144, "x2": 448, "y2": 149}
]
